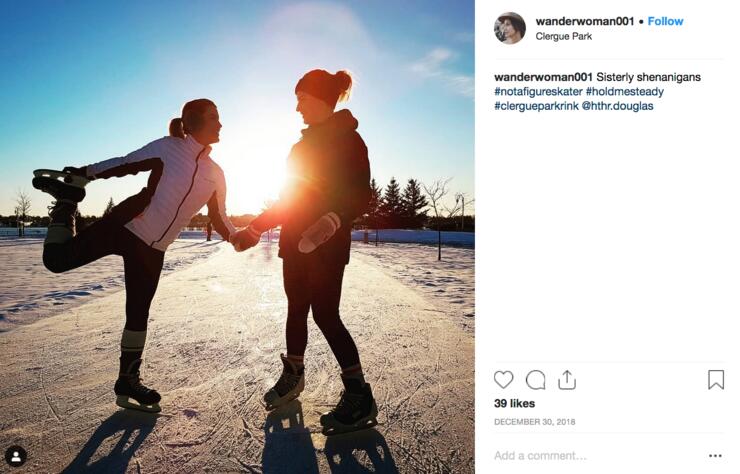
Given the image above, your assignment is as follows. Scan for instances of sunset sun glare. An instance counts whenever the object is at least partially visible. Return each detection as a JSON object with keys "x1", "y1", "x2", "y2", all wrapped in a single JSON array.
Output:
[{"x1": 214, "y1": 112, "x2": 297, "y2": 215}]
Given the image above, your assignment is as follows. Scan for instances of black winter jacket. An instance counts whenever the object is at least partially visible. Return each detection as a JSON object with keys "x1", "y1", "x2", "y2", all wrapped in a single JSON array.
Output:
[{"x1": 251, "y1": 109, "x2": 371, "y2": 264}]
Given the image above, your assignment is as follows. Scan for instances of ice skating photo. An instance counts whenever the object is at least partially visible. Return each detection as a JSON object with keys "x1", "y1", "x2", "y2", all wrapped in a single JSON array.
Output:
[{"x1": 0, "y1": 2, "x2": 473, "y2": 472}]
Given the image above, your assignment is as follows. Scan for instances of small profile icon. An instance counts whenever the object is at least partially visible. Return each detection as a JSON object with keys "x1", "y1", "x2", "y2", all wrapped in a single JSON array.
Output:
[
  {"x1": 5, "y1": 445, "x2": 27, "y2": 467},
  {"x1": 496, "y1": 12, "x2": 526, "y2": 44}
]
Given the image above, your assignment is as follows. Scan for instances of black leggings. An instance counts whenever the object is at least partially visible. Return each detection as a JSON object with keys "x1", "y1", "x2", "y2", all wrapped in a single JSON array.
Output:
[
  {"x1": 43, "y1": 217, "x2": 164, "y2": 331},
  {"x1": 283, "y1": 256, "x2": 360, "y2": 369}
]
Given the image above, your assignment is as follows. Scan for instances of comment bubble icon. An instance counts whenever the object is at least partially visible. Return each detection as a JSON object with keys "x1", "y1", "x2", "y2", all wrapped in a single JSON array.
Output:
[{"x1": 526, "y1": 370, "x2": 546, "y2": 390}]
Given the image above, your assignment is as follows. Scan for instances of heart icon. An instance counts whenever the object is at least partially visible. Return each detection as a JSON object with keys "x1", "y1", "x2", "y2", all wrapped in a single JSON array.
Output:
[{"x1": 494, "y1": 370, "x2": 514, "y2": 389}]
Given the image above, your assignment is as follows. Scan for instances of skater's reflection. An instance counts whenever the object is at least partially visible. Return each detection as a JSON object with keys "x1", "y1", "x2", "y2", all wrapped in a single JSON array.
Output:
[
  {"x1": 61, "y1": 410, "x2": 158, "y2": 473},
  {"x1": 261, "y1": 400, "x2": 319, "y2": 473}
]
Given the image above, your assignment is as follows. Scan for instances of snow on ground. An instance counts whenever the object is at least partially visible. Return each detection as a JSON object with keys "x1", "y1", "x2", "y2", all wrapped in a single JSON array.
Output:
[
  {"x1": 1, "y1": 230, "x2": 475, "y2": 335},
  {"x1": 0, "y1": 242, "x2": 474, "y2": 473},
  {"x1": 0, "y1": 238, "x2": 222, "y2": 332},
  {"x1": 351, "y1": 242, "x2": 475, "y2": 332}
]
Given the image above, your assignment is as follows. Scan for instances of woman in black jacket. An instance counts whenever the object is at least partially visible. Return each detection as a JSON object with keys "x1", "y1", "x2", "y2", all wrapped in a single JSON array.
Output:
[{"x1": 233, "y1": 69, "x2": 376, "y2": 435}]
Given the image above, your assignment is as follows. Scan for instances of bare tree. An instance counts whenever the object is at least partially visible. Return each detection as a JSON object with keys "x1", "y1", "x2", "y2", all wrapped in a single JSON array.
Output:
[
  {"x1": 423, "y1": 178, "x2": 452, "y2": 261},
  {"x1": 443, "y1": 198, "x2": 462, "y2": 220},
  {"x1": 15, "y1": 189, "x2": 31, "y2": 237}
]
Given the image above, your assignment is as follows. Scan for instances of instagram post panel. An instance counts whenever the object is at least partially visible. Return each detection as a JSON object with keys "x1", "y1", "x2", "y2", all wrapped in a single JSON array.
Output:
[{"x1": 0, "y1": 1, "x2": 737, "y2": 473}]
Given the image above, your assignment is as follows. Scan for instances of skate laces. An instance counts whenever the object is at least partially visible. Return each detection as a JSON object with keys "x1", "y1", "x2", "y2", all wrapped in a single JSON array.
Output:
[
  {"x1": 47, "y1": 202, "x2": 58, "y2": 217},
  {"x1": 47, "y1": 199, "x2": 75, "y2": 217},
  {"x1": 332, "y1": 389, "x2": 363, "y2": 416},
  {"x1": 125, "y1": 372, "x2": 151, "y2": 395},
  {"x1": 47, "y1": 202, "x2": 66, "y2": 220},
  {"x1": 274, "y1": 369, "x2": 302, "y2": 395}
]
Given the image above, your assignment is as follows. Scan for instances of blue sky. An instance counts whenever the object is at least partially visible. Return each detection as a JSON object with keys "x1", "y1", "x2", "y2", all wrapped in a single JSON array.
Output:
[{"x1": 0, "y1": 1, "x2": 473, "y2": 216}]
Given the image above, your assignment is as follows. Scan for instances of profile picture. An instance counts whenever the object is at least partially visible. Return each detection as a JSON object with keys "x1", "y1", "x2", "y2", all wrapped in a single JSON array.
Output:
[{"x1": 495, "y1": 12, "x2": 525, "y2": 44}]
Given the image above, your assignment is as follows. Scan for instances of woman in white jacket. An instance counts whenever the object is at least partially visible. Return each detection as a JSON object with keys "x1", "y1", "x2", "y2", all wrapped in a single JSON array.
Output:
[{"x1": 32, "y1": 98, "x2": 237, "y2": 413}]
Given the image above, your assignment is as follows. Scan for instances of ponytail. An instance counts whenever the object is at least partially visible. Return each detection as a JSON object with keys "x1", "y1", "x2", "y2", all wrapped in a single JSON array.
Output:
[
  {"x1": 169, "y1": 99, "x2": 216, "y2": 138},
  {"x1": 169, "y1": 118, "x2": 185, "y2": 138},
  {"x1": 334, "y1": 70, "x2": 353, "y2": 103},
  {"x1": 295, "y1": 69, "x2": 355, "y2": 109}
]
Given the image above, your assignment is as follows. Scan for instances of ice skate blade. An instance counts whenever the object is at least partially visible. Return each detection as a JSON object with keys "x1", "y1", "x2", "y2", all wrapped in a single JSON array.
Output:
[
  {"x1": 322, "y1": 417, "x2": 378, "y2": 436},
  {"x1": 116, "y1": 395, "x2": 161, "y2": 413},
  {"x1": 33, "y1": 169, "x2": 89, "y2": 188},
  {"x1": 32, "y1": 169, "x2": 89, "y2": 203}
]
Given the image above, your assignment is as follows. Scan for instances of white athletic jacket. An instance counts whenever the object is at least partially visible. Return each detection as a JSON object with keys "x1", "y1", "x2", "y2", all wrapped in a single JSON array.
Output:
[{"x1": 85, "y1": 135, "x2": 236, "y2": 251}]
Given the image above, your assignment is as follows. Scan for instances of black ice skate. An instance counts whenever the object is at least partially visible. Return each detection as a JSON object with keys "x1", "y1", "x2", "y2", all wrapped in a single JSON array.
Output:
[
  {"x1": 263, "y1": 354, "x2": 305, "y2": 410},
  {"x1": 114, "y1": 359, "x2": 161, "y2": 413},
  {"x1": 320, "y1": 378, "x2": 378, "y2": 436},
  {"x1": 32, "y1": 169, "x2": 89, "y2": 203}
]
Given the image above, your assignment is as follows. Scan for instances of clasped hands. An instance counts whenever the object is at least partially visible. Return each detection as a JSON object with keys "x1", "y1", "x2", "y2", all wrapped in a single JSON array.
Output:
[
  {"x1": 230, "y1": 226, "x2": 261, "y2": 252},
  {"x1": 230, "y1": 212, "x2": 341, "y2": 254}
]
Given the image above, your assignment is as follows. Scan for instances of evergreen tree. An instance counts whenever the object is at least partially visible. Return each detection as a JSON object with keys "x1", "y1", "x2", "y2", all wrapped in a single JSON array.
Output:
[
  {"x1": 103, "y1": 197, "x2": 115, "y2": 216},
  {"x1": 401, "y1": 178, "x2": 429, "y2": 228},
  {"x1": 380, "y1": 177, "x2": 403, "y2": 228},
  {"x1": 367, "y1": 178, "x2": 382, "y2": 227}
]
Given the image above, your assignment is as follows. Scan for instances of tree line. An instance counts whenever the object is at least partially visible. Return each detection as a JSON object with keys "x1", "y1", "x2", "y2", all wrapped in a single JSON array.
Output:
[
  {"x1": 358, "y1": 177, "x2": 474, "y2": 232},
  {"x1": 3, "y1": 179, "x2": 474, "y2": 233}
]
